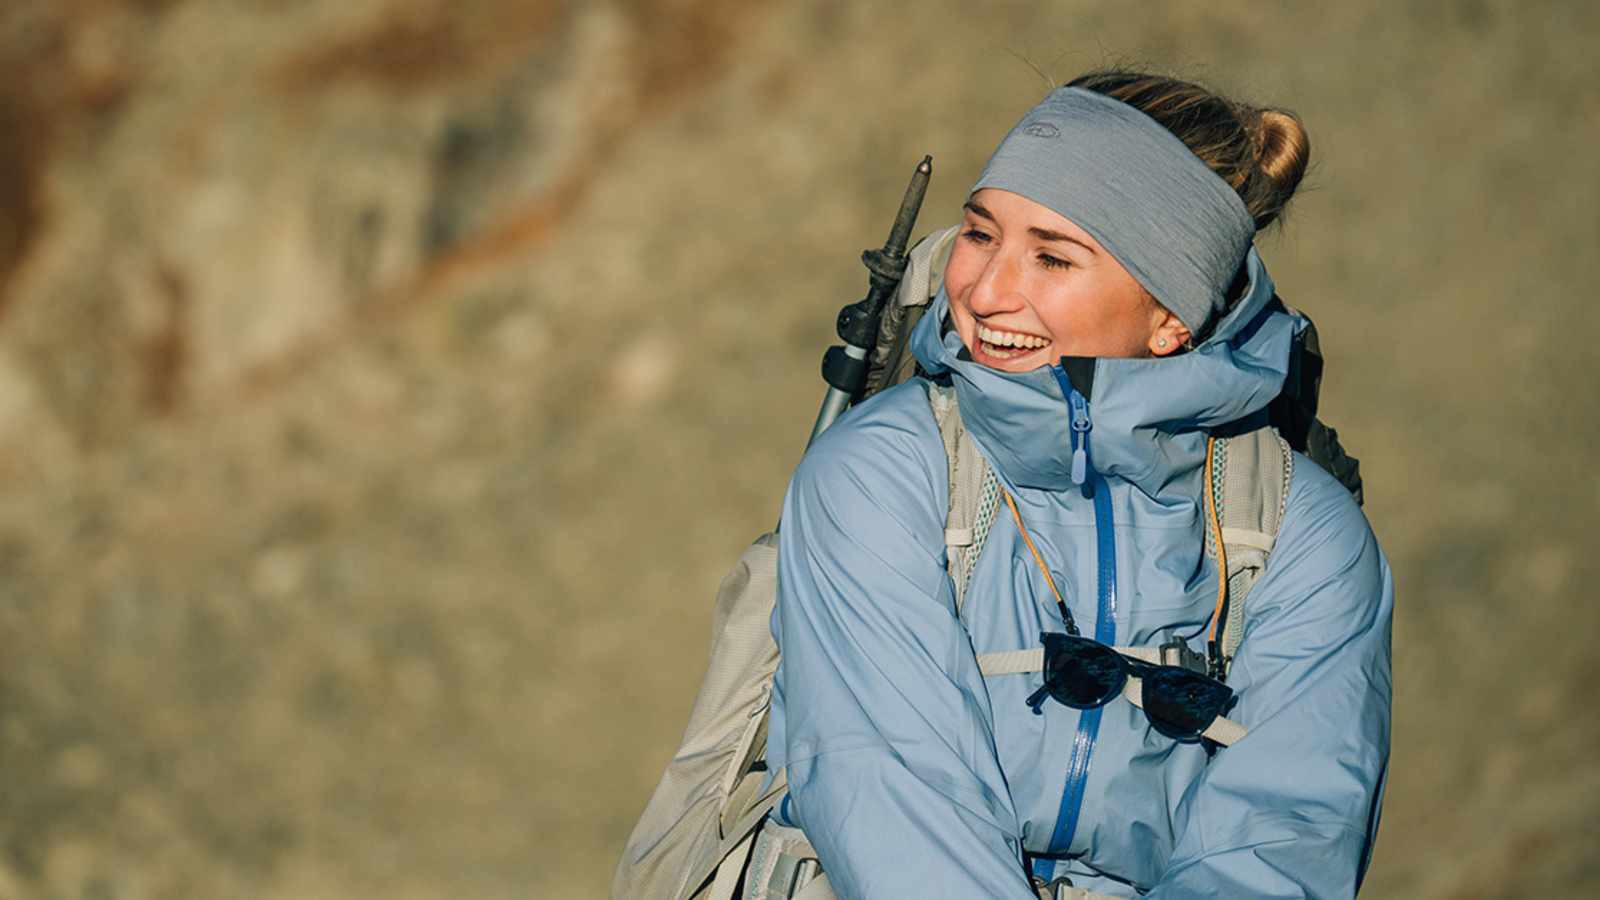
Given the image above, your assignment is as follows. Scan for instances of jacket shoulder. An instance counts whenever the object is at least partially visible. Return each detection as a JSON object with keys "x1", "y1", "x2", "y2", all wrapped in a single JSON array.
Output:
[
  {"x1": 1252, "y1": 450, "x2": 1388, "y2": 619},
  {"x1": 788, "y1": 380, "x2": 950, "y2": 553},
  {"x1": 797, "y1": 381, "x2": 945, "y2": 483},
  {"x1": 1284, "y1": 450, "x2": 1374, "y2": 546}
]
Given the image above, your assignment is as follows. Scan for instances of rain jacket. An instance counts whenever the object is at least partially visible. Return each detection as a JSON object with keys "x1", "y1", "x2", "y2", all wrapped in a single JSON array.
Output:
[{"x1": 765, "y1": 249, "x2": 1393, "y2": 898}]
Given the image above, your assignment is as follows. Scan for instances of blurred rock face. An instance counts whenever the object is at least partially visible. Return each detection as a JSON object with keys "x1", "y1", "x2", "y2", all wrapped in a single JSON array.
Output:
[
  {"x1": 0, "y1": 1, "x2": 772, "y2": 897},
  {"x1": 1, "y1": 1, "x2": 1598, "y2": 898},
  {"x1": 0, "y1": 0, "x2": 755, "y2": 449}
]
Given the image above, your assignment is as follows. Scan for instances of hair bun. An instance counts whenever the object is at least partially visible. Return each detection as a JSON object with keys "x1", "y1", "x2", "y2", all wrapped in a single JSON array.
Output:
[{"x1": 1246, "y1": 108, "x2": 1310, "y2": 230}]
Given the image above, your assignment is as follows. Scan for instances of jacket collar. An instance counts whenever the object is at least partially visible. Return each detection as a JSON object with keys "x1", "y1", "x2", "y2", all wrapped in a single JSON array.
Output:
[{"x1": 909, "y1": 248, "x2": 1297, "y2": 499}]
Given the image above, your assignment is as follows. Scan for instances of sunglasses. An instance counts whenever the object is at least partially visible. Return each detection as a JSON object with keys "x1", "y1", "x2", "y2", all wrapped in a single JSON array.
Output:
[{"x1": 1025, "y1": 632, "x2": 1237, "y2": 744}]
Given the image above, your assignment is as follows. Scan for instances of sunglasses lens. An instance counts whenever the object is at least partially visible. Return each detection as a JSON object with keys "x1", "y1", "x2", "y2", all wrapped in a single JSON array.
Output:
[
  {"x1": 1042, "y1": 635, "x2": 1126, "y2": 708},
  {"x1": 1140, "y1": 667, "x2": 1233, "y2": 742}
]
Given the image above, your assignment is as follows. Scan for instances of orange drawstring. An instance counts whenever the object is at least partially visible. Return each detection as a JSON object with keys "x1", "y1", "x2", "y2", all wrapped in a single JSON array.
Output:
[
  {"x1": 1002, "y1": 488, "x2": 1069, "y2": 613},
  {"x1": 1205, "y1": 437, "x2": 1229, "y2": 647}
]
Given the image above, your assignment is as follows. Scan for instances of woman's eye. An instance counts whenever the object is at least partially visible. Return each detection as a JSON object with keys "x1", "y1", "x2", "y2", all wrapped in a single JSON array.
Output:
[
  {"x1": 1038, "y1": 254, "x2": 1071, "y2": 271},
  {"x1": 960, "y1": 228, "x2": 993, "y2": 245}
]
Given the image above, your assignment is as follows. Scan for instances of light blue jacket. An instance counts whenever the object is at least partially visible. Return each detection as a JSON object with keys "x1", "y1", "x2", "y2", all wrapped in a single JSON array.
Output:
[{"x1": 766, "y1": 250, "x2": 1393, "y2": 898}]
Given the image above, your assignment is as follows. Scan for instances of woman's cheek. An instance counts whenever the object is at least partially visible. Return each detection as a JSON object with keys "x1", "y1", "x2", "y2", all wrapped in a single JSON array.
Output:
[
  {"x1": 943, "y1": 280, "x2": 975, "y2": 337},
  {"x1": 942, "y1": 258, "x2": 975, "y2": 310}
]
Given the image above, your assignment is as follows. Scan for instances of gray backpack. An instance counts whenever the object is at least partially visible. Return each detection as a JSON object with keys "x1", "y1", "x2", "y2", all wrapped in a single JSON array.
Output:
[{"x1": 612, "y1": 227, "x2": 1297, "y2": 900}]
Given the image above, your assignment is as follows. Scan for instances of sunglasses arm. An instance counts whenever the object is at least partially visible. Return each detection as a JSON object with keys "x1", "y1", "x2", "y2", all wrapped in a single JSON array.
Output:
[{"x1": 1025, "y1": 684, "x2": 1052, "y2": 715}]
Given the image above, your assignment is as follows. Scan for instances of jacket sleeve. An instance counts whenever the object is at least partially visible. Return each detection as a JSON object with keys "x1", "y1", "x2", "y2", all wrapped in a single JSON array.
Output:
[
  {"x1": 772, "y1": 412, "x2": 1037, "y2": 899},
  {"x1": 1146, "y1": 459, "x2": 1393, "y2": 900}
]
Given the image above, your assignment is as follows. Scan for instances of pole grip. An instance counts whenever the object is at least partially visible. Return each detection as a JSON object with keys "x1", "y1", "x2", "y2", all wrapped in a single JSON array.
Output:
[{"x1": 806, "y1": 156, "x2": 933, "y2": 446}]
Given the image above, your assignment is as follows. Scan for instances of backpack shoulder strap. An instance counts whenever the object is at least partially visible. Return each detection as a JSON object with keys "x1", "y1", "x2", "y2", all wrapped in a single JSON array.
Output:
[
  {"x1": 928, "y1": 385, "x2": 999, "y2": 614},
  {"x1": 1204, "y1": 427, "x2": 1294, "y2": 676}
]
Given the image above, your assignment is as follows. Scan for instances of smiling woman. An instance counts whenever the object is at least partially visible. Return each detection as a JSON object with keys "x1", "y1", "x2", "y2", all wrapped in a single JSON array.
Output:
[
  {"x1": 758, "y1": 70, "x2": 1386, "y2": 900},
  {"x1": 618, "y1": 68, "x2": 1388, "y2": 900}
]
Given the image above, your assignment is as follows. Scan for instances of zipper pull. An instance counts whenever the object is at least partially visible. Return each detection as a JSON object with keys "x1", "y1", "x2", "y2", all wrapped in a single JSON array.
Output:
[{"x1": 1069, "y1": 391, "x2": 1092, "y2": 486}]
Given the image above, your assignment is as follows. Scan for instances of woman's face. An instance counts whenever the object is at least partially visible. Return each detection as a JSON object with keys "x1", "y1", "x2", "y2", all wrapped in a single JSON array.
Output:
[{"x1": 943, "y1": 188, "x2": 1189, "y2": 372}]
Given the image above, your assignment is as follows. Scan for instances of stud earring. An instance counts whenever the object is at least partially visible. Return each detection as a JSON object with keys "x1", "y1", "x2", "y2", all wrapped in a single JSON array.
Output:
[{"x1": 1157, "y1": 338, "x2": 1168, "y2": 349}]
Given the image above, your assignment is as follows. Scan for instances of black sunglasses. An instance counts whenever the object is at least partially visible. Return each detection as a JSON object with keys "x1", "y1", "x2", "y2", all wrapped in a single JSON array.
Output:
[{"x1": 1025, "y1": 632, "x2": 1236, "y2": 743}]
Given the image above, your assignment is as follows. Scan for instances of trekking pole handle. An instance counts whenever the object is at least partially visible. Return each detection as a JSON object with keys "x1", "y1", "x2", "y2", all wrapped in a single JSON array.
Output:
[{"x1": 807, "y1": 155, "x2": 933, "y2": 447}]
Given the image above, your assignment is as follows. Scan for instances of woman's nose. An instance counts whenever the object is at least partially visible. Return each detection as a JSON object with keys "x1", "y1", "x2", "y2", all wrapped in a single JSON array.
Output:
[{"x1": 966, "y1": 252, "x2": 1024, "y2": 316}]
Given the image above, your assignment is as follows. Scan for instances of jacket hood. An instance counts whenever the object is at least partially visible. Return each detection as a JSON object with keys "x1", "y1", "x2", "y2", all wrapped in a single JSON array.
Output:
[{"x1": 909, "y1": 247, "x2": 1298, "y2": 497}]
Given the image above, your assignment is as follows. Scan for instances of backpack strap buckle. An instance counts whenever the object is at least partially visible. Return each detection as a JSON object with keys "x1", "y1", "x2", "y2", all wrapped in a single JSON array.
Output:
[{"x1": 1159, "y1": 637, "x2": 1209, "y2": 675}]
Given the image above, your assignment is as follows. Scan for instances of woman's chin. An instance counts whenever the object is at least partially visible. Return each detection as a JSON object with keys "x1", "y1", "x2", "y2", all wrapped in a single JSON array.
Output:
[{"x1": 970, "y1": 340, "x2": 1052, "y2": 372}]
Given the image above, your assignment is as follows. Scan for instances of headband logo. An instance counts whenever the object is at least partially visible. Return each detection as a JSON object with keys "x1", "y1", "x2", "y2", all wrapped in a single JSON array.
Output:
[{"x1": 1022, "y1": 120, "x2": 1060, "y2": 138}]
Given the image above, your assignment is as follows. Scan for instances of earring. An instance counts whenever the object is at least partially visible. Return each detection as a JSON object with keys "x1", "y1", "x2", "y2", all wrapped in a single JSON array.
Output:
[{"x1": 1157, "y1": 338, "x2": 1168, "y2": 349}]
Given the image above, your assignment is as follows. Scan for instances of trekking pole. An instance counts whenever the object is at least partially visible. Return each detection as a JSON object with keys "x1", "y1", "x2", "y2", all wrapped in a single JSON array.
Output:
[{"x1": 806, "y1": 155, "x2": 933, "y2": 447}]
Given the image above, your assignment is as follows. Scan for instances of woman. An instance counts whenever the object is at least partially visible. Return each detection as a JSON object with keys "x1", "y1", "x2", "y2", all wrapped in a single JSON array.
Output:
[{"x1": 765, "y1": 71, "x2": 1393, "y2": 898}]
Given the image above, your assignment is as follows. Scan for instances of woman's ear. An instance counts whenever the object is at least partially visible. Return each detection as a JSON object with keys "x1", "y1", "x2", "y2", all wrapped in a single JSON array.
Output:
[{"x1": 1148, "y1": 308, "x2": 1192, "y2": 357}]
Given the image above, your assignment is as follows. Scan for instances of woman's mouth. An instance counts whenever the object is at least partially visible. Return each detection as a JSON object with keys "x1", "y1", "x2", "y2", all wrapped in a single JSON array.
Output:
[{"x1": 974, "y1": 324, "x2": 1050, "y2": 363}]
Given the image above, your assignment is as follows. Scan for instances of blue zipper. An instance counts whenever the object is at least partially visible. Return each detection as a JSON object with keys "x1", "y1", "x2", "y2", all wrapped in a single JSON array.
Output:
[
  {"x1": 1068, "y1": 390, "x2": 1092, "y2": 488},
  {"x1": 1040, "y1": 370, "x2": 1118, "y2": 864}
]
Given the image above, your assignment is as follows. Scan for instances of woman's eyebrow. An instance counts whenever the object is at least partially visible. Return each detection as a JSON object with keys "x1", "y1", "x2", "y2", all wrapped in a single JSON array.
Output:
[
  {"x1": 1027, "y1": 226, "x2": 1096, "y2": 255},
  {"x1": 962, "y1": 200, "x2": 995, "y2": 222}
]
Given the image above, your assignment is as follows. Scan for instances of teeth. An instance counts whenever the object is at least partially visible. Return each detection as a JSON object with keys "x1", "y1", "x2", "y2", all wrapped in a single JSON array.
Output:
[{"x1": 977, "y1": 325, "x2": 1047, "y2": 350}]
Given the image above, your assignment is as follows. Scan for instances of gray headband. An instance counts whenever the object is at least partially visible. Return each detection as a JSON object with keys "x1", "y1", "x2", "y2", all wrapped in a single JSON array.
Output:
[{"x1": 972, "y1": 86, "x2": 1255, "y2": 334}]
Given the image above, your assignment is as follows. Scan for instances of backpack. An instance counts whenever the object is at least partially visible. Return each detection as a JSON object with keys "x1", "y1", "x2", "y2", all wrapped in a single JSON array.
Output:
[{"x1": 612, "y1": 226, "x2": 1354, "y2": 900}]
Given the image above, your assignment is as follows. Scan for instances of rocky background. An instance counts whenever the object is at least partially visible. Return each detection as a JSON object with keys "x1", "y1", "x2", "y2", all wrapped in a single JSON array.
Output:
[{"x1": 0, "y1": 1, "x2": 1596, "y2": 897}]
